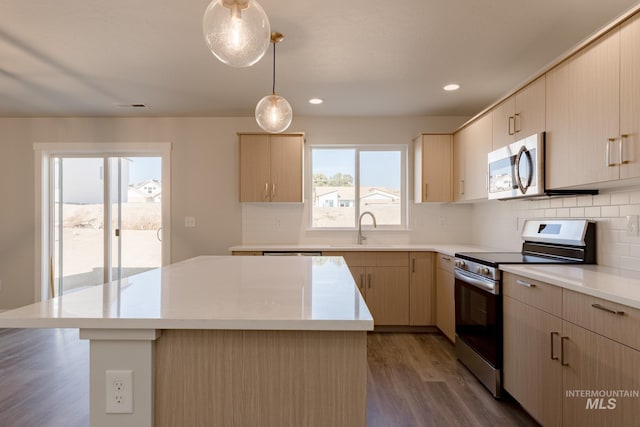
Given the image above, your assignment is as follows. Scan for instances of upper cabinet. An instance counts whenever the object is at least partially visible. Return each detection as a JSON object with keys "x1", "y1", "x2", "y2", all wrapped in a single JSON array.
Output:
[
  {"x1": 620, "y1": 12, "x2": 640, "y2": 180},
  {"x1": 413, "y1": 134, "x2": 452, "y2": 203},
  {"x1": 546, "y1": 12, "x2": 640, "y2": 189},
  {"x1": 492, "y1": 76, "x2": 546, "y2": 150},
  {"x1": 239, "y1": 133, "x2": 304, "y2": 202},
  {"x1": 453, "y1": 112, "x2": 492, "y2": 202}
]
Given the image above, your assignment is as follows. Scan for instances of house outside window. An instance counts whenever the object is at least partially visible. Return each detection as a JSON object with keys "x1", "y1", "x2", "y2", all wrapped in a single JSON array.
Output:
[{"x1": 310, "y1": 146, "x2": 407, "y2": 229}]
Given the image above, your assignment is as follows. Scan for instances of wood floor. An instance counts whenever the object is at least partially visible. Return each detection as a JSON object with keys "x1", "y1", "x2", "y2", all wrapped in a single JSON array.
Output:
[{"x1": 0, "y1": 329, "x2": 537, "y2": 427}]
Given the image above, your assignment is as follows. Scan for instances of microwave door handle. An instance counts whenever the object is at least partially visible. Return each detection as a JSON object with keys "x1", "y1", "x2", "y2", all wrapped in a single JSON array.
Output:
[{"x1": 514, "y1": 145, "x2": 533, "y2": 194}]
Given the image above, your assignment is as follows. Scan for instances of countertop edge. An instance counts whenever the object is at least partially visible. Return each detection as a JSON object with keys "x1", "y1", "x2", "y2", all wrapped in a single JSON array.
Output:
[{"x1": 500, "y1": 264, "x2": 640, "y2": 310}]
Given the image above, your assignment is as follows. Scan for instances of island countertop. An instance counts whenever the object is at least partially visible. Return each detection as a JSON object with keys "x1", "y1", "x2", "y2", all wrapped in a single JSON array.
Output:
[{"x1": 0, "y1": 256, "x2": 374, "y2": 331}]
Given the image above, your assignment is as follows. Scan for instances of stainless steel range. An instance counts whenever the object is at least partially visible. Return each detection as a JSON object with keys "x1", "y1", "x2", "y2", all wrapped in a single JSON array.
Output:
[{"x1": 453, "y1": 219, "x2": 596, "y2": 398}]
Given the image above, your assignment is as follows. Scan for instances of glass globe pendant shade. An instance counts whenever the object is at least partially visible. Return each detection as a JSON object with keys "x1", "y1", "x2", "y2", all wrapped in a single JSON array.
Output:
[
  {"x1": 202, "y1": 0, "x2": 271, "y2": 68},
  {"x1": 255, "y1": 94, "x2": 293, "y2": 133}
]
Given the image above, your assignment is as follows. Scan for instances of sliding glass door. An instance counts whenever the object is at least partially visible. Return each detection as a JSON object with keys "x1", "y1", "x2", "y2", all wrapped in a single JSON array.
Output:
[{"x1": 51, "y1": 156, "x2": 162, "y2": 296}]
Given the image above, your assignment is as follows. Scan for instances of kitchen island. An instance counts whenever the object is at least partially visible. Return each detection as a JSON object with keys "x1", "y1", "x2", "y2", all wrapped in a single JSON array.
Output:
[{"x1": 0, "y1": 256, "x2": 373, "y2": 427}]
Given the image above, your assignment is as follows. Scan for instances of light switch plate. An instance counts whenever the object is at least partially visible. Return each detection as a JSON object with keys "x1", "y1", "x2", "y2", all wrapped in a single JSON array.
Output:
[{"x1": 184, "y1": 216, "x2": 196, "y2": 228}]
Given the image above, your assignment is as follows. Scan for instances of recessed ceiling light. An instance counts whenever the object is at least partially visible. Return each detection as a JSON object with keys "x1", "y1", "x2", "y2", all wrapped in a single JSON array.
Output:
[
  {"x1": 308, "y1": 98, "x2": 324, "y2": 105},
  {"x1": 443, "y1": 84, "x2": 460, "y2": 92}
]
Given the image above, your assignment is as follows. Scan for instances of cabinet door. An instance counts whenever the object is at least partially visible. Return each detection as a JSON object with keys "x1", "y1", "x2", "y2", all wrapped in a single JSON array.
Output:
[
  {"x1": 435, "y1": 266, "x2": 455, "y2": 341},
  {"x1": 409, "y1": 252, "x2": 434, "y2": 326},
  {"x1": 562, "y1": 321, "x2": 640, "y2": 426},
  {"x1": 620, "y1": 13, "x2": 640, "y2": 179},
  {"x1": 366, "y1": 266, "x2": 409, "y2": 326},
  {"x1": 464, "y1": 113, "x2": 492, "y2": 201},
  {"x1": 269, "y1": 135, "x2": 303, "y2": 202},
  {"x1": 492, "y1": 96, "x2": 516, "y2": 150},
  {"x1": 546, "y1": 30, "x2": 620, "y2": 188},
  {"x1": 503, "y1": 296, "x2": 562, "y2": 427},
  {"x1": 415, "y1": 135, "x2": 452, "y2": 203},
  {"x1": 514, "y1": 75, "x2": 546, "y2": 140},
  {"x1": 239, "y1": 134, "x2": 271, "y2": 202},
  {"x1": 452, "y1": 128, "x2": 467, "y2": 202}
]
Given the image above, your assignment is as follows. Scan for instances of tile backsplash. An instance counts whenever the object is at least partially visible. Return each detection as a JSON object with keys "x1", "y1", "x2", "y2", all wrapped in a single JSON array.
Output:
[
  {"x1": 241, "y1": 188, "x2": 640, "y2": 272},
  {"x1": 472, "y1": 189, "x2": 640, "y2": 272}
]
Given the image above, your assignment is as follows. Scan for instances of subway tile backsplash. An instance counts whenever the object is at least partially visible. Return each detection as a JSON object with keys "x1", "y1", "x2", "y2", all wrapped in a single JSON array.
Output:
[{"x1": 474, "y1": 189, "x2": 640, "y2": 272}]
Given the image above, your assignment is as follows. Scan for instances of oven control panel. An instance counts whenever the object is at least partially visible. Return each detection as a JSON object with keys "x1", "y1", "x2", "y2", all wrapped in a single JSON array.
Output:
[{"x1": 454, "y1": 257, "x2": 499, "y2": 281}]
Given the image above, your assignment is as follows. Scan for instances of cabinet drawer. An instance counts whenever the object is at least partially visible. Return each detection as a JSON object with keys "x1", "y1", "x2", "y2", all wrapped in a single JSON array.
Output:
[
  {"x1": 436, "y1": 253, "x2": 454, "y2": 273},
  {"x1": 563, "y1": 290, "x2": 640, "y2": 351},
  {"x1": 375, "y1": 251, "x2": 409, "y2": 267},
  {"x1": 503, "y1": 273, "x2": 562, "y2": 317}
]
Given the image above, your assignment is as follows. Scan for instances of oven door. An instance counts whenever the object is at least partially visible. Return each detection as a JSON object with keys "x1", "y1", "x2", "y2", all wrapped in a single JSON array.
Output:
[{"x1": 454, "y1": 269, "x2": 501, "y2": 368}]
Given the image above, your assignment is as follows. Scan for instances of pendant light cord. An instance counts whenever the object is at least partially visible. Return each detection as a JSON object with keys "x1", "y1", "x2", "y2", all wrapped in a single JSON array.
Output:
[{"x1": 272, "y1": 42, "x2": 276, "y2": 95}]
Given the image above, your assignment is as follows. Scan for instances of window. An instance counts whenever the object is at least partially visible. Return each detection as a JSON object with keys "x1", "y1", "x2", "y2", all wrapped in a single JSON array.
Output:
[{"x1": 310, "y1": 146, "x2": 407, "y2": 229}]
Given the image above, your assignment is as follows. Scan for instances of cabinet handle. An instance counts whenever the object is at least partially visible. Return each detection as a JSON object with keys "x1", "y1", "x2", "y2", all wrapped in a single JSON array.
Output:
[
  {"x1": 550, "y1": 332, "x2": 559, "y2": 360},
  {"x1": 606, "y1": 138, "x2": 617, "y2": 167},
  {"x1": 508, "y1": 116, "x2": 515, "y2": 135},
  {"x1": 514, "y1": 113, "x2": 521, "y2": 133},
  {"x1": 359, "y1": 273, "x2": 364, "y2": 291},
  {"x1": 620, "y1": 134, "x2": 629, "y2": 165},
  {"x1": 560, "y1": 336, "x2": 569, "y2": 366},
  {"x1": 367, "y1": 273, "x2": 372, "y2": 289},
  {"x1": 459, "y1": 180, "x2": 465, "y2": 195},
  {"x1": 425, "y1": 183, "x2": 428, "y2": 200},
  {"x1": 412, "y1": 258, "x2": 416, "y2": 273},
  {"x1": 264, "y1": 182, "x2": 269, "y2": 198},
  {"x1": 591, "y1": 303, "x2": 625, "y2": 316},
  {"x1": 516, "y1": 279, "x2": 536, "y2": 288},
  {"x1": 441, "y1": 256, "x2": 451, "y2": 262},
  {"x1": 271, "y1": 183, "x2": 276, "y2": 198}
]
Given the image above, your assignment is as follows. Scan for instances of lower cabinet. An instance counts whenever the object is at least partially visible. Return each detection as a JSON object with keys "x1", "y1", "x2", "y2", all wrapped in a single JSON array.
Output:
[
  {"x1": 503, "y1": 272, "x2": 640, "y2": 426},
  {"x1": 436, "y1": 253, "x2": 455, "y2": 341},
  {"x1": 324, "y1": 251, "x2": 437, "y2": 326}
]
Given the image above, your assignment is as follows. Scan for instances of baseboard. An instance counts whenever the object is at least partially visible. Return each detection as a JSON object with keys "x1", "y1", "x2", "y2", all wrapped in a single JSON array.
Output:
[{"x1": 371, "y1": 325, "x2": 440, "y2": 333}]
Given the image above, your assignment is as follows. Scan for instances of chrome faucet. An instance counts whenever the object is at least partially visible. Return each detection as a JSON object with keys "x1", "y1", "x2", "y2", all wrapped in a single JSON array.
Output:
[{"x1": 357, "y1": 211, "x2": 377, "y2": 244}]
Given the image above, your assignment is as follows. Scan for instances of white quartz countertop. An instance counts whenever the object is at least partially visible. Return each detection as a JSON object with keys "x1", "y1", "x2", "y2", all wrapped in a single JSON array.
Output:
[
  {"x1": 230, "y1": 244, "x2": 495, "y2": 257},
  {"x1": 0, "y1": 256, "x2": 374, "y2": 331},
  {"x1": 500, "y1": 264, "x2": 640, "y2": 310}
]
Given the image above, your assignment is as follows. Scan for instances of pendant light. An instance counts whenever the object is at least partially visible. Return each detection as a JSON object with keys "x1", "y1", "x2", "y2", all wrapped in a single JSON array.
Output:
[
  {"x1": 202, "y1": 0, "x2": 271, "y2": 68},
  {"x1": 255, "y1": 32, "x2": 293, "y2": 133}
]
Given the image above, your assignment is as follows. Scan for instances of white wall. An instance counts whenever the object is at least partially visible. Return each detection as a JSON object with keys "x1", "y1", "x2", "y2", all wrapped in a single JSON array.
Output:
[{"x1": 0, "y1": 115, "x2": 469, "y2": 309}]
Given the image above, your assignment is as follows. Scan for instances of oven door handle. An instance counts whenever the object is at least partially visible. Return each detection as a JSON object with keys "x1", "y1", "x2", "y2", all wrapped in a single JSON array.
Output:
[{"x1": 454, "y1": 269, "x2": 498, "y2": 294}]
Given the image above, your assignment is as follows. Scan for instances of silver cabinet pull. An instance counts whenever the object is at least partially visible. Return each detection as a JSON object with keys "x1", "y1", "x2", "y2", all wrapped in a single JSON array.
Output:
[
  {"x1": 441, "y1": 256, "x2": 451, "y2": 262},
  {"x1": 561, "y1": 336, "x2": 569, "y2": 366},
  {"x1": 425, "y1": 183, "x2": 428, "y2": 200},
  {"x1": 367, "y1": 273, "x2": 372, "y2": 289},
  {"x1": 516, "y1": 279, "x2": 535, "y2": 288},
  {"x1": 514, "y1": 113, "x2": 521, "y2": 134},
  {"x1": 359, "y1": 273, "x2": 364, "y2": 291},
  {"x1": 508, "y1": 116, "x2": 515, "y2": 135},
  {"x1": 271, "y1": 183, "x2": 276, "y2": 198},
  {"x1": 264, "y1": 182, "x2": 269, "y2": 198},
  {"x1": 620, "y1": 134, "x2": 629, "y2": 165},
  {"x1": 591, "y1": 303, "x2": 625, "y2": 316},
  {"x1": 412, "y1": 258, "x2": 416, "y2": 273},
  {"x1": 550, "y1": 332, "x2": 559, "y2": 360},
  {"x1": 459, "y1": 179, "x2": 465, "y2": 195}
]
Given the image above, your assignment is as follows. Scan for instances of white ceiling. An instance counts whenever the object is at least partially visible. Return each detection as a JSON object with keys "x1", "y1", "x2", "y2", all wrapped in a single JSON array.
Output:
[{"x1": 1, "y1": 0, "x2": 639, "y2": 118}]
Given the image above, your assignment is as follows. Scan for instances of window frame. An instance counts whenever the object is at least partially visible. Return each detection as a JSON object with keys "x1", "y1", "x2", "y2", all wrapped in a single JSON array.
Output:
[{"x1": 308, "y1": 144, "x2": 408, "y2": 230}]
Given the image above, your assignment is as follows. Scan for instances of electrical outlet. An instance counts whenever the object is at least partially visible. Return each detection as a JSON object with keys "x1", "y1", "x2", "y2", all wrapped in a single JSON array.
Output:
[
  {"x1": 184, "y1": 216, "x2": 196, "y2": 228},
  {"x1": 627, "y1": 215, "x2": 639, "y2": 237},
  {"x1": 105, "y1": 370, "x2": 133, "y2": 414}
]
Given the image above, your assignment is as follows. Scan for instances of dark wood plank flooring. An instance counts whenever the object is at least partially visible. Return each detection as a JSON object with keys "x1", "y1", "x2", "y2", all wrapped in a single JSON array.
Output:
[{"x1": 0, "y1": 329, "x2": 537, "y2": 426}]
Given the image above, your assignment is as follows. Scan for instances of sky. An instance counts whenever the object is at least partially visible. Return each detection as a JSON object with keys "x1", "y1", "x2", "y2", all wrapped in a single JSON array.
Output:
[
  {"x1": 129, "y1": 157, "x2": 161, "y2": 185},
  {"x1": 312, "y1": 149, "x2": 401, "y2": 189}
]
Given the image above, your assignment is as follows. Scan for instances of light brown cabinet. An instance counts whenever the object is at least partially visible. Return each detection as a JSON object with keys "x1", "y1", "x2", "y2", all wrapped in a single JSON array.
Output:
[
  {"x1": 503, "y1": 272, "x2": 640, "y2": 426},
  {"x1": 435, "y1": 253, "x2": 455, "y2": 341},
  {"x1": 238, "y1": 133, "x2": 303, "y2": 202},
  {"x1": 453, "y1": 113, "x2": 492, "y2": 202},
  {"x1": 491, "y1": 76, "x2": 546, "y2": 150},
  {"x1": 413, "y1": 134, "x2": 452, "y2": 203},
  {"x1": 323, "y1": 251, "x2": 410, "y2": 326},
  {"x1": 545, "y1": 13, "x2": 640, "y2": 189},
  {"x1": 409, "y1": 252, "x2": 435, "y2": 326}
]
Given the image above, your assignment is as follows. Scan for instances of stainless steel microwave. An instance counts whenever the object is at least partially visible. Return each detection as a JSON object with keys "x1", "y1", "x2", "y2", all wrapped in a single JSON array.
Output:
[{"x1": 488, "y1": 132, "x2": 544, "y2": 200}]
